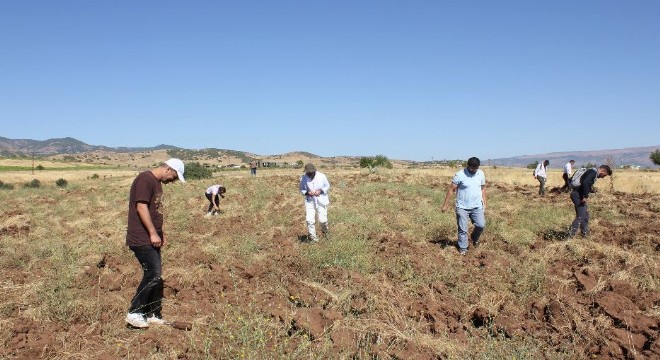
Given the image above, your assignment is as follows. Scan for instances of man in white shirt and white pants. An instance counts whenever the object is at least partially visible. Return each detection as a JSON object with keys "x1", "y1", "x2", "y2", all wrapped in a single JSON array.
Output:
[{"x1": 299, "y1": 163, "x2": 330, "y2": 242}]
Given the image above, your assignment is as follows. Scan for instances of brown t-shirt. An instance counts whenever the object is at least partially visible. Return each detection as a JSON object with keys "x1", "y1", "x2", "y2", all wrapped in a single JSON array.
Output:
[{"x1": 126, "y1": 171, "x2": 163, "y2": 247}]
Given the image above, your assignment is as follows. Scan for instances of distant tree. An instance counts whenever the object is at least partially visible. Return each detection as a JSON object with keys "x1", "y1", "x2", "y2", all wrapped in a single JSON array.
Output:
[
  {"x1": 651, "y1": 149, "x2": 660, "y2": 165},
  {"x1": 526, "y1": 161, "x2": 539, "y2": 169},
  {"x1": 360, "y1": 155, "x2": 393, "y2": 169},
  {"x1": 36, "y1": 165, "x2": 45, "y2": 170},
  {"x1": 582, "y1": 163, "x2": 597, "y2": 169},
  {"x1": 185, "y1": 162, "x2": 213, "y2": 180}
]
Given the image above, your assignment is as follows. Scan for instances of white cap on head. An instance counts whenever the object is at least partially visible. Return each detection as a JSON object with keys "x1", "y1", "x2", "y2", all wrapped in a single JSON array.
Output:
[{"x1": 164, "y1": 158, "x2": 185, "y2": 182}]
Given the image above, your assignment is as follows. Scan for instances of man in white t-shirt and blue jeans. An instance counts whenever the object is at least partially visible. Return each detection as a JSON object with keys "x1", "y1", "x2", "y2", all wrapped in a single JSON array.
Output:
[{"x1": 441, "y1": 157, "x2": 487, "y2": 255}]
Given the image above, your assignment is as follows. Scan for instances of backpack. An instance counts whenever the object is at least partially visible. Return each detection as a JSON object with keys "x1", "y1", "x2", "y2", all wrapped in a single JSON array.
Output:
[{"x1": 569, "y1": 168, "x2": 590, "y2": 188}]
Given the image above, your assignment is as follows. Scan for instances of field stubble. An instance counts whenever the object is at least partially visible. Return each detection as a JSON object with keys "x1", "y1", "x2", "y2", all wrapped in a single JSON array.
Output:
[{"x1": 0, "y1": 167, "x2": 658, "y2": 359}]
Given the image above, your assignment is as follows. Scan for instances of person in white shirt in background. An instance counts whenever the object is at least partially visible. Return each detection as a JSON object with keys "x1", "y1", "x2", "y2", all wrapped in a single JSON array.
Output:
[
  {"x1": 205, "y1": 184, "x2": 226, "y2": 216},
  {"x1": 561, "y1": 160, "x2": 575, "y2": 192},
  {"x1": 533, "y1": 160, "x2": 550, "y2": 196},
  {"x1": 299, "y1": 163, "x2": 330, "y2": 242}
]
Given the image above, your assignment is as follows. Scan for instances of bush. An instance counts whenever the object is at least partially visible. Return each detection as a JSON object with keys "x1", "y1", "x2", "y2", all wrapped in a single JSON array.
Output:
[
  {"x1": 24, "y1": 179, "x2": 41, "y2": 188},
  {"x1": 0, "y1": 180, "x2": 14, "y2": 190},
  {"x1": 359, "y1": 155, "x2": 393, "y2": 169},
  {"x1": 91, "y1": 174, "x2": 99, "y2": 179},
  {"x1": 526, "y1": 161, "x2": 539, "y2": 169},
  {"x1": 36, "y1": 165, "x2": 45, "y2": 170},
  {"x1": 55, "y1": 178, "x2": 68, "y2": 187},
  {"x1": 651, "y1": 149, "x2": 660, "y2": 166},
  {"x1": 185, "y1": 162, "x2": 213, "y2": 180}
]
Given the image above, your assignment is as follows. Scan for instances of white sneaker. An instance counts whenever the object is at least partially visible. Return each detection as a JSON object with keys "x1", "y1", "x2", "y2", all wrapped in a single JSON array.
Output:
[
  {"x1": 205, "y1": 212, "x2": 212, "y2": 217},
  {"x1": 146, "y1": 316, "x2": 166, "y2": 325},
  {"x1": 126, "y1": 313, "x2": 149, "y2": 328}
]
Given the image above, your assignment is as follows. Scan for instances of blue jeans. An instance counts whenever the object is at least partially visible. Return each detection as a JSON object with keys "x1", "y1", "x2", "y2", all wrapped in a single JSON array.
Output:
[
  {"x1": 128, "y1": 245, "x2": 163, "y2": 317},
  {"x1": 455, "y1": 207, "x2": 486, "y2": 250},
  {"x1": 569, "y1": 191, "x2": 589, "y2": 237}
]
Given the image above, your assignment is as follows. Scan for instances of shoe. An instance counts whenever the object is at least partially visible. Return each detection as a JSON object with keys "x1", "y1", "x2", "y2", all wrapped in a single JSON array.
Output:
[
  {"x1": 458, "y1": 248, "x2": 467, "y2": 256},
  {"x1": 126, "y1": 313, "x2": 149, "y2": 328},
  {"x1": 205, "y1": 212, "x2": 212, "y2": 217},
  {"x1": 146, "y1": 315, "x2": 166, "y2": 325}
]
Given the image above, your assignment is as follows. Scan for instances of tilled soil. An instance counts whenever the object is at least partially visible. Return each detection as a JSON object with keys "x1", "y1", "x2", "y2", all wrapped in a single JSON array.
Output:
[{"x1": 1, "y1": 175, "x2": 658, "y2": 359}]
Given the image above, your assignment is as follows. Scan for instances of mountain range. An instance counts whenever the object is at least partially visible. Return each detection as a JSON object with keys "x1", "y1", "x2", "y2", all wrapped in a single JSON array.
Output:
[
  {"x1": 486, "y1": 146, "x2": 659, "y2": 168},
  {"x1": 0, "y1": 136, "x2": 657, "y2": 168}
]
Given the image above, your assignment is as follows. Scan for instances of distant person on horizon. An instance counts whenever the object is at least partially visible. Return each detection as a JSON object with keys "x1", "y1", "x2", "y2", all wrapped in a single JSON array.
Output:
[
  {"x1": 205, "y1": 184, "x2": 226, "y2": 216},
  {"x1": 250, "y1": 160, "x2": 257, "y2": 176},
  {"x1": 125, "y1": 158, "x2": 185, "y2": 329},
  {"x1": 561, "y1": 160, "x2": 575, "y2": 192},
  {"x1": 567, "y1": 165, "x2": 612, "y2": 239},
  {"x1": 299, "y1": 163, "x2": 330, "y2": 242},
  {"x1": 441, "y1": 157, "x2": 487, "y2": 256},
  {"x1": 534, "y1": 160, "x2": 550, "y2": 196}
]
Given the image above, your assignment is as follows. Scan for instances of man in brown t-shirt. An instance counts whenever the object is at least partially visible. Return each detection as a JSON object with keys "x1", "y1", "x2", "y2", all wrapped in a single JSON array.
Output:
[{"x1": 125, "y1": 158, "x2": 185, "y2": 328}]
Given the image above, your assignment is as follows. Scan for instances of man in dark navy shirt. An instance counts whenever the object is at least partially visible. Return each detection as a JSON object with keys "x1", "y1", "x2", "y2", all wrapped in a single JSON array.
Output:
[{"x1": 568, "y1": 165, "x2": 612, "y2": 238}]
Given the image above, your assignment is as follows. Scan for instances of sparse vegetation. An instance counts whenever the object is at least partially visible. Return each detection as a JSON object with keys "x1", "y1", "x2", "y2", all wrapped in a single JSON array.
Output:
[
  {"x1": 90, "y1": 173, "x2": 99, "y2": 179},
  {"x1": 23, "y1": 178, "x2": 41, "y2": 188},
  {"x1": 0, "y1": 180, "x2": 14, "y2": 190},
  {"x1": 0, "y1": 164, "x2": 658, "y2": 359},
  {"x1": 55, "y1": 178, "x2": 68, "y2": 187}
]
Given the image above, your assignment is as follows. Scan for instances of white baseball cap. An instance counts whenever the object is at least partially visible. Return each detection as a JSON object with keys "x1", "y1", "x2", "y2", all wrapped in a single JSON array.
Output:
[{"x1": 164, "y1": 158, "x2": 185, "y2": 182}]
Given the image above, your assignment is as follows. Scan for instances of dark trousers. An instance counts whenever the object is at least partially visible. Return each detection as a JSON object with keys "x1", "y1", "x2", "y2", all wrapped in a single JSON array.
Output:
[
  {"x1": 561, "y1": 173, "x2": 570, "y2": 191},
  {"x1": 206, "y1": 193, "x2": 220, "y2": 213},
  {"x1": 570, "y1": 191, "x2": 589, "y2": 237},
  {"x1": 128, "y1": 245, "x2": 163, "y2": 317}
]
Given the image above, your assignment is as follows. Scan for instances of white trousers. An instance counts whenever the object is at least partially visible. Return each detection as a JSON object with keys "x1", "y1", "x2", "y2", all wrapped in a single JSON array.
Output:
[{"x1": 305, "y1": 201, "x2": 328, "y2": 239}]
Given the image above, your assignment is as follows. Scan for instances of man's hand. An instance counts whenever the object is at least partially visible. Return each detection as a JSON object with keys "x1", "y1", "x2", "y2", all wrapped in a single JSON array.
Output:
[
  {"x1": 441, "y1": 204, "x2": 449, "y2": 213},
  {"x1": 150, "y1": 233, "x2": 162, "y2": 248}
]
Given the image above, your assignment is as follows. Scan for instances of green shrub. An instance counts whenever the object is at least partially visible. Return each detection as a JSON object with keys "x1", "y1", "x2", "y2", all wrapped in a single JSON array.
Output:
[
  {"x1": 526, "y1": 161, "x2": 539, "y2": 169},
  {"x1": 55, "y1": 178, "x2": 68, "y2": 187},
  {"x1": 36, "y1": 165, "x2": 45, "y2": 170},
  {"x1": 91, "y1": 174, "x2": 99, "y2": 179},
  {"x1": 359, "y1": 155, "x2": 393, "y2": 169},
  {"x1": 185, "y1": 162, "x2": 213, "y2": 180},
  {"x1": 650, "y1": 149, "x2": 660, "y2": 166},
  {"x1": 0, "y1": 180, "x2": 14, "y2": 190},
  {"x1": 24, "y1": 179, "x2": 41, "y2": 188}
]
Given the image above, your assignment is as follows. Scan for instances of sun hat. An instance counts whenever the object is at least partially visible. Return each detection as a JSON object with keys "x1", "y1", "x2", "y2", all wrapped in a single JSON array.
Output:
[
  {"x1": 164, "y1": 158, "x2": 186, "y2": 182},
  {"x1": 304, "y1": 163, "x2": 316, "y2": 173}
]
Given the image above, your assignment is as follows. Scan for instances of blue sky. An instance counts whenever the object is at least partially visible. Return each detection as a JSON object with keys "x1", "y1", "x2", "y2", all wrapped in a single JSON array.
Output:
[{"x1": 1, "y1": 1, "x2": 659, "y2": 161}]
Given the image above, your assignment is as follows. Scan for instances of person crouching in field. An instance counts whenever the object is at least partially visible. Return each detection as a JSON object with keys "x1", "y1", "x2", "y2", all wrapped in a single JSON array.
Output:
[
  {"x1": 534, "y1": 160, "x2": 550, "y2": 196},
  {"x1": 205, "y1": 184, "x2": 226, "y2": 216},
  {"x1": 441, "y1": 157, "x2": 487, "y2": 256},
  {"x1": 299, "y1": 163, "x2": 330, "y2": 242},
  {"x1": 568, "y1": 165, "x2": 612, "y2": 238},
  {"x1": 125, "y1": 158, "x2": 185, "y2": 328}
]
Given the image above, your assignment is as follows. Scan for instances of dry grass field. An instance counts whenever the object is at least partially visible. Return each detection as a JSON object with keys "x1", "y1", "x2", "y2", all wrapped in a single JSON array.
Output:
[{"x1": 0, "y1": 164, "x2": 658, "y2": 359}]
